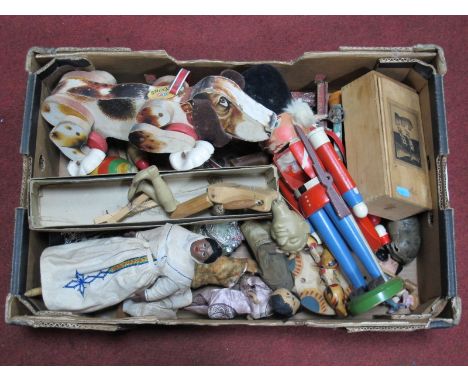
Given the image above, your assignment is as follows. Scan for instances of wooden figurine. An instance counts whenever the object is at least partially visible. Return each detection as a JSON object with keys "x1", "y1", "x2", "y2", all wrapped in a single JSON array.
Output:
[
  {"x1": 269, "y1": 288, "x2": 300, "y2": 318},
  {"x1": 318, "y1": 243, "x2": 352, "y2": 318},
  {"x1": 170, "y1": 184, "x2": 279, "y2": 219},
  {"x1": 288, "y1": 251, "x2": 335, "y2": 316}
]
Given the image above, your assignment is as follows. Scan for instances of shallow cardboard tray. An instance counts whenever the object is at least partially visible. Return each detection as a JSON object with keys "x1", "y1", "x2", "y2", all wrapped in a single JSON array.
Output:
[
  {"x1": 6, "y1": 46, "x2": 459, "y2": 331},
  {"x1": 29, "y1": 166, "x2": 278, "y2": 231}
]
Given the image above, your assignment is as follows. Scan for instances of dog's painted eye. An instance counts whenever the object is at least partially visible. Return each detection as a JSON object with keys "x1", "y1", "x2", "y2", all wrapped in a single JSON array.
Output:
[{"x1": 218, "y1": 96, "x2": 229, "y2": 109}]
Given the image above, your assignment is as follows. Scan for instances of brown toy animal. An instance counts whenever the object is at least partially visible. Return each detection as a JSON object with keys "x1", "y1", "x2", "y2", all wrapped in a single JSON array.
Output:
[{"x1": 192, "y1": 256, "x2": 258, "y2": 289}]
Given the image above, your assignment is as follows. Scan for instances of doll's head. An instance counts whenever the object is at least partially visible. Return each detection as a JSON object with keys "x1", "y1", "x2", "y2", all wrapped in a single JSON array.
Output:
[
  {"x1": 190, "y1": 238, "x2": 223, "y2": 264},
  {"x1": 269, "y1": 288, "x2": 300, "y2": 317}
]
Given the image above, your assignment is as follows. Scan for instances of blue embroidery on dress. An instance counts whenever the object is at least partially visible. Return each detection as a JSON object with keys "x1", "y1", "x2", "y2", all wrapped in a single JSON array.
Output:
[
  {"x1": 64, "y1": 255, "x2": 156, "y2": 297},
  {"x1": 64, "y1": 270, "x2": 108, "y2": 297}
]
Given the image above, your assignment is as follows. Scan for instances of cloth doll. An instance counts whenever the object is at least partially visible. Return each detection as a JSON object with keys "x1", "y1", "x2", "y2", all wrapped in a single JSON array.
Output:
[
  {"x1": 40, "y1": 224, "x2": 222, "y2": 316},
  {"x1": 185, "y1": 274, "x2": 273, "y2": 320}
]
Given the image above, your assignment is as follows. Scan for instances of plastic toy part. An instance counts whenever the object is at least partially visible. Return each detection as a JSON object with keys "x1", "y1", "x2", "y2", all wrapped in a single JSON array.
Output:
[
  {"x1": 67, "y1": 148, "x2": 106, "y2": 176},
  {"x1": 169, "y1": 140, "x2": 215, "y2": 171},
  {"x1": 347, "y1": 277, "x2": 405, "y2": 316}
]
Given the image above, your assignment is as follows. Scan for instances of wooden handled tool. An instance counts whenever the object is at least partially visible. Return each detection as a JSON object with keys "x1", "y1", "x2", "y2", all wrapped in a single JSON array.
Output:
[{"x1": 170, "y1": 183, "x2": 278, "y2": 219}]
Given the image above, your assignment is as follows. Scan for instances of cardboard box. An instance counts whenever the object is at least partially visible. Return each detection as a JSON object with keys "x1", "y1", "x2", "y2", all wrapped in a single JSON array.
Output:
[
  {"x1": 342, "y1": 71, "x2": 432, "y2": 221},
  {"x1": 6, "y1": 46, "x2": 459, "y2": 332}
]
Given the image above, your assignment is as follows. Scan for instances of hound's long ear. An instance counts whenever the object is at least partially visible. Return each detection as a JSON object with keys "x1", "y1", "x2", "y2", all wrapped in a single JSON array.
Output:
[
  {"x1": 220, "y1": 69, "x2": 245, "y2": 90},
  {"x1": 191, "y1": 97, "x2": 232, "y2": 147},
  {"x1": 242, "y1": 64, "x2": 291, "y2": 114}
]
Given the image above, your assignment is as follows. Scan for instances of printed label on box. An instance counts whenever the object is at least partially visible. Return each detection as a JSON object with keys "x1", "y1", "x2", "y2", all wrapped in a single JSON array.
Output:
[{"x1": 389, "y1": 102, "x2": 422, "y2": 168}]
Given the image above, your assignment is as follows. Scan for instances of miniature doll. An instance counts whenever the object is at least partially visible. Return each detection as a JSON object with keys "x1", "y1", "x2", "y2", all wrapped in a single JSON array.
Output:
[
  {"x1": 40, "y1": 223, "x2": 223, "y2": 315},
  {"x1": 269, "y1": 288, "x2": 301, "y2": 318},
  {"x1": 185, "y1": 274, "x2": 273, "y2": 320}
]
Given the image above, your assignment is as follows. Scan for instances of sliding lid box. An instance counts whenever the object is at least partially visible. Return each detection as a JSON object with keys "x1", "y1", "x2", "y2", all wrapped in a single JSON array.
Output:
[{"x1": 6, "y1": 46, "x2": 459, "y2": 331}]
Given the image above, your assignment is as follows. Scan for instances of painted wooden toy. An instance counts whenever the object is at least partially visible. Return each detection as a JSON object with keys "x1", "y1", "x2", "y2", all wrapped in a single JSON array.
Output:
[
  {"x1": 269, "y1": 288, "x2": 301, "y2": 318},
  {"x1": 288, "y1": 251, "x2": 335, "y2": 316},
  {"x1": 41, "y1": 70, "x2": 196, "y2": 163},
  {"x1": 41, "y1": 64, "x2": 328, "y2": 175},
  {"x1": 319, "y1": 245, "x2": 352, "y2": 317},
  {"x1": 94, "y1": 165, "x2": 178, "y2": 224}
]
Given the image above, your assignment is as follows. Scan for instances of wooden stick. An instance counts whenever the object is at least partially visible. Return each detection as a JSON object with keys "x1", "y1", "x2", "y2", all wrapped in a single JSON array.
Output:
[
  {"x1": 170, "y1": 193, "x2": 213, "y2": 219},
  {"x1": 94, "y1": 194, "x2": 158, "y2": 224}
]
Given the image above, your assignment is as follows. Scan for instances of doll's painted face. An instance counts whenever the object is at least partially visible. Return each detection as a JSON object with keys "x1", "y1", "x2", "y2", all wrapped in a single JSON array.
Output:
[
  {"x1": 270, "y1": 288, "x2": 300, "y2": 317},
  {"x1": 190, "y1": 239, "x2": 214, "y2": 263}
]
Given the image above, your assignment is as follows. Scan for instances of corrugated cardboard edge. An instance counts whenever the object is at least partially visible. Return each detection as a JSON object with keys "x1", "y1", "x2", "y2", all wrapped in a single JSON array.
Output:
[
  {"x1": 25, "y1": 46, "x2": 132, "y2": 73},
  {"x1": 27, "y1": 46, "x2": 445, "y2": 74},
  {"x1": 20, "y1": 156, "x2": 32, "y2": 209},
  {"x1": 7, "y1": 293, "x2": 458, "y2": 333},
  {"x1": 413, "y1": 44, "x2": 447, "y2": 76},
  {"x1": 5, "y1": 294, "x2": 120, "y2": 331},
  {"x1": 339, "y1": 44, "x2": 447, "y2": 75},
  {"x1": 429, "y1": 296, "x2": 462, "y2": 329},
  {"x1": 10, "y1": 208, "x2": 29, "y2": 296}
]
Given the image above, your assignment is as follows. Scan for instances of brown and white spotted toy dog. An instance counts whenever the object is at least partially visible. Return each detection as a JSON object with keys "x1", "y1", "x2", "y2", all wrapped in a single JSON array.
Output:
[
  {"x1": 41, "y1": 70, "x2": 196, "y2": 163},
  {"x1": 41, "y1": 67, "x2": 289, "y2": 170}
]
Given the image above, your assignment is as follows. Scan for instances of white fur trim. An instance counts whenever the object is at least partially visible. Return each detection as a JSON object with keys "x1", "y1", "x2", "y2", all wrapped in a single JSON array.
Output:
[{"x1": 283, "y1": 99, "x2": 318, "y2": 128}]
